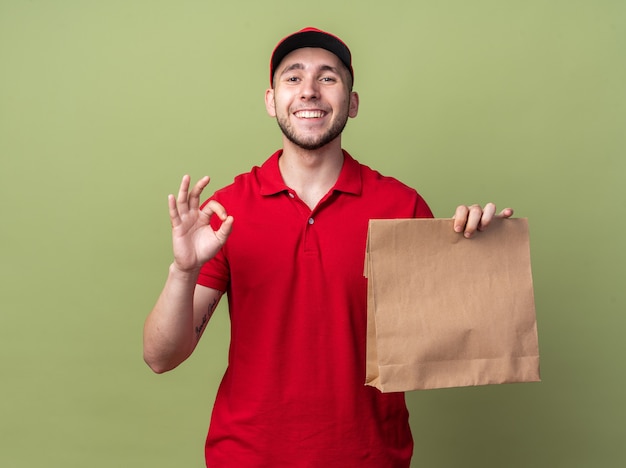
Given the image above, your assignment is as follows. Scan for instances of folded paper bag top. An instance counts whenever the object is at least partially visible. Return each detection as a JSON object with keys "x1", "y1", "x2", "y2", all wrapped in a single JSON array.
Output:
[{"x1": 364, "y1": 218, "x2": 540, "y2": 392}]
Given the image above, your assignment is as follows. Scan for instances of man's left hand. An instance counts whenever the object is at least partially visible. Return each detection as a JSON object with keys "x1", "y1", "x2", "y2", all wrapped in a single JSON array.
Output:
[{"x1": 453, "y1": 203, "x2": 514, "y2": 239}]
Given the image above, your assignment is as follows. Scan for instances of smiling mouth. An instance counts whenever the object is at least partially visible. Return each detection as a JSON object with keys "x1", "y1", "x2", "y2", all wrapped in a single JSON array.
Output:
[{"x1": 294, "y1": 110, "x2": 326, "y2": 119}]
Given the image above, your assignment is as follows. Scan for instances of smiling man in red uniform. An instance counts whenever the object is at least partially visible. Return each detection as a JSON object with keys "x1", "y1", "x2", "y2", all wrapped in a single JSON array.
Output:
[{"x1": 143, "y1": 27, "x2": 513, "y2": 467}]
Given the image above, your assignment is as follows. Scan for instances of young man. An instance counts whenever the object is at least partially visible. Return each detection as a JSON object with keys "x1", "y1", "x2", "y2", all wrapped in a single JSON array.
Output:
[{"x1": 144, "y1": 27, "x2": 513, "y2": 467}]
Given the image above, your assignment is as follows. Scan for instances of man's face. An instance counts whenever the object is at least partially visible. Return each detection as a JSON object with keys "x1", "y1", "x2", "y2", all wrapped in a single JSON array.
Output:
[{"x1": 265, "y1": 47, "x2": 359, "y2": 151}]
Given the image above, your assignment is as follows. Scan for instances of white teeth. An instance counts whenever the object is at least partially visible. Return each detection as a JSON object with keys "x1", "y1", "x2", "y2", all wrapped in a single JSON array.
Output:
[{"x1": 295, "y1": 110, "x2": 324, "y2": 119}]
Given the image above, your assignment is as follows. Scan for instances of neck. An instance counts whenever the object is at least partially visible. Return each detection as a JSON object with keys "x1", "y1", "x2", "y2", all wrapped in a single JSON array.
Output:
[{"x1": 278, "y1": 139, "x2": 344, "y2": 210}]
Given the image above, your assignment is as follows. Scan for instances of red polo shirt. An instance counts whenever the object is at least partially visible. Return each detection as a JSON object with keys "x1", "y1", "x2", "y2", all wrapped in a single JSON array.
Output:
[{"x1": 198, "y1": 150, "x2": 433, "y2": 467}]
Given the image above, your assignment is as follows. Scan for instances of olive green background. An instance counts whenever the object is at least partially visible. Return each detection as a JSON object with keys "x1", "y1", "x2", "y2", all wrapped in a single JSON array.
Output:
[{"x1": 1, "y1": 0, "x2": 624, "y2": 466}]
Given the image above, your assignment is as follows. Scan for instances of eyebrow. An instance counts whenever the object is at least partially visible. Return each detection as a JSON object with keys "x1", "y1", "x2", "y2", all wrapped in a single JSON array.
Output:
[{"x1": 280, "y1": 63, "x2": 341, "y2": 76}]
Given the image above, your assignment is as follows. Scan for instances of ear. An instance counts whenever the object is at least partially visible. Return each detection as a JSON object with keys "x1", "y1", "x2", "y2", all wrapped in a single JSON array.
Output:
[
  {"x1": 348, "y1": 91, "x2": 359, "y2": 118},
  {"x1": 265, "y1": 88, "x2": 276, "y2": 117}
]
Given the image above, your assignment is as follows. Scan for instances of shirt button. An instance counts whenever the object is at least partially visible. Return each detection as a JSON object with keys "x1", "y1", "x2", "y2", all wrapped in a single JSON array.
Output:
[
  {"x1": 308, "y1": 217, "x2": 315, "y2": 225},
  {"x1": 288, "y1": 192, "x2": 295, "y2": 198}
]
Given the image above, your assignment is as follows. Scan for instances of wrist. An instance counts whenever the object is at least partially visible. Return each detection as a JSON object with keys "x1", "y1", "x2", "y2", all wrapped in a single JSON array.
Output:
[{"x1": 169, "y1": 262, "x2": 202, "y2": 279}]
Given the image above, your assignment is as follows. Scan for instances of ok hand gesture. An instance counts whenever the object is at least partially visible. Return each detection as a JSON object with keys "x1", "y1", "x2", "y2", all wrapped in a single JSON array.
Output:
[{"x1": 168, "y1": 175, "x2": 234, "y2": 273}]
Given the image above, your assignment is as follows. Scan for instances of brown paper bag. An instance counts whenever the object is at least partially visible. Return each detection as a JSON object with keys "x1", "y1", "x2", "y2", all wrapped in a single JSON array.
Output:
[{"x1": 364, "y1": 218, "x2": 540, "y2": 392}]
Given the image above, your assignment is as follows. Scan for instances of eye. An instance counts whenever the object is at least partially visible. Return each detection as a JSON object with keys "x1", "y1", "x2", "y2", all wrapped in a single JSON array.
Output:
[
  {"x1": 320, "y1": 76, "x2": 337, "y2": 83},
  {"x1": 286, "y1": 76, "x2": 300, "y2": 83}
]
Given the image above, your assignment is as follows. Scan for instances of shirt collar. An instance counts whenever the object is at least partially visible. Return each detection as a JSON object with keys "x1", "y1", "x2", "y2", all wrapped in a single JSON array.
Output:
[{"x1": 258, "y1": 149, "x2": 362, "y2": 196}]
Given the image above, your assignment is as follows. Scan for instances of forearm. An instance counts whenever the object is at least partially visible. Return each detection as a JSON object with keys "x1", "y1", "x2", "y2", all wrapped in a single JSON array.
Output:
[{"x1": 143, "y1": 263, "x2": 200, "y2": 373}]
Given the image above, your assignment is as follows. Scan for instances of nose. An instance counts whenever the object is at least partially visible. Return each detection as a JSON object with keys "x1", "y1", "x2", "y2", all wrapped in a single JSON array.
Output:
[{"x1": 300, "y1": 77, "x2": 319, "y2": 100}]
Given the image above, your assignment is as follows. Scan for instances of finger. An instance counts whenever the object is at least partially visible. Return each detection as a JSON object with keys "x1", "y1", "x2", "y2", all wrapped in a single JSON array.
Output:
[
  {"x1": 497, "y1": 207, "x2": 514, "y2": 218},
  {"x1": 188, "y1": 176, "x2": 210, "y2": 211},
  {"x1": 453, "y1": 205, "x2": 469, "y2": 233},
  {"x1": 168, "y1": 193, "x2": 181, "y2": 227},
  {"x1": 478, "y1": 202, "x2": 497, "y2": 231},
  {"x1": 176, "y1": 175, "x2": 191, "y2": 214},
  {"x1": 463, "y1": 204, "x2": 484, "y2": 238},
  {"x1": 201, "y1": 199, "x2": 229, "y2": 220}
]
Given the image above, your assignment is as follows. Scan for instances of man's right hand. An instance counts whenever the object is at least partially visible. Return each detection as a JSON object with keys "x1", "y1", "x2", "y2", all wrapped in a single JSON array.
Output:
[{"x1": 168, "y1": 175, "x2": 234, "y2": 272}]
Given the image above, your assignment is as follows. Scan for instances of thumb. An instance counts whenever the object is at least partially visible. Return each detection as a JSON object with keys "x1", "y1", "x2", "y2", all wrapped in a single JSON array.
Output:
[{"x1": 214, "y1": 215, "x2": 234, "y2": 245}]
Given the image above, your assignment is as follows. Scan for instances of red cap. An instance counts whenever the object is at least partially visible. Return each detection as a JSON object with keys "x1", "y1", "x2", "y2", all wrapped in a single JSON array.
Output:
[{"x1": 270, "y1": 27, "x2": 354, "y2": 85}]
